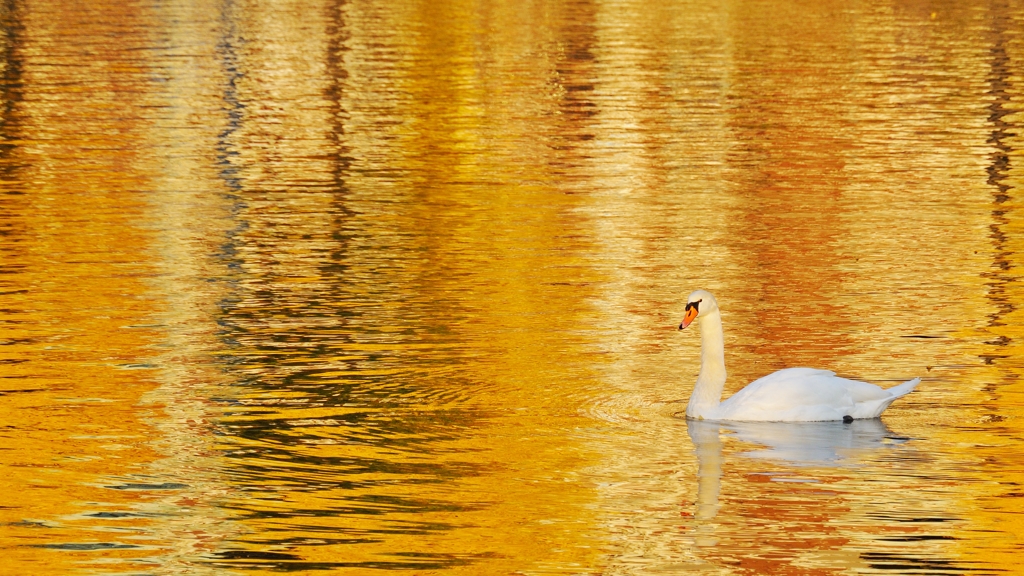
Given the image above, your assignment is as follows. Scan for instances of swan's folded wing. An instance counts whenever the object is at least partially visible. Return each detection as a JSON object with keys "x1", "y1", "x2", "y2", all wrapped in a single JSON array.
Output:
[
  {"x1": 741, "y1": 368, "x2": 890, "y2": 403},
  {"x1": 732, "y1": 368, "x2": 837, "y2": 399},
  {"x1": 719, "y1": 368, "x2": 855, "y2": 420}
]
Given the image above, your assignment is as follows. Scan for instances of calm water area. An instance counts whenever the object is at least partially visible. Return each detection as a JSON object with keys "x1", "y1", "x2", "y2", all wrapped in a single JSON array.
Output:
[{"x1": 1, "y1": 0, "x2": 1023, "y2": 574}]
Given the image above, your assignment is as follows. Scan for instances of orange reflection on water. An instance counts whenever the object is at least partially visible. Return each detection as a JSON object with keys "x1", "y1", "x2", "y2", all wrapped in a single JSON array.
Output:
[{"x1": 0, "y1": 0, "x2": 168, "y2": 572}]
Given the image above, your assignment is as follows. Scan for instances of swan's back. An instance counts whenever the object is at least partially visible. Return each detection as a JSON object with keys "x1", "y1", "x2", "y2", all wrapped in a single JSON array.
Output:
[{"x1": 716, "y1": 368, "x2": 919, "y2": 422}]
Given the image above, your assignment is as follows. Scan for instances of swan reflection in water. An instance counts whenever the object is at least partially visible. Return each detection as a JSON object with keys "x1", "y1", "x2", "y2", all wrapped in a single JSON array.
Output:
[
  {"x1": 711, "y1": 418, "x2": 906, "y2": 467},
  {"x1": 683, "y1": 418, "x2": 908, "y2": 548}
]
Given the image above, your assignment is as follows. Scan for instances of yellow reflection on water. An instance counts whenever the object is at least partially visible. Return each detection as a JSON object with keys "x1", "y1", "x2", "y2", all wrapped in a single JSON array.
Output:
[{"x1": 0, "y1": 0, "x2": 1022, "y2": 574}]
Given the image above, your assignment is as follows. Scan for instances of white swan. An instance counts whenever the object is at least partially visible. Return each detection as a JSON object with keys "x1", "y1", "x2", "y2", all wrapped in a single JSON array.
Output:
[{"x1": 678, "y1": 290, "x2": 919, "y2": 422}]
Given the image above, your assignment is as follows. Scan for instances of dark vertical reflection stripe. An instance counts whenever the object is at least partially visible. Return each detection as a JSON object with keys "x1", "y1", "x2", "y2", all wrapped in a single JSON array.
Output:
[
  {"x1": 0, "y1": 0, "x2": 22, "y2": 172},
  {"x1": 983, "y1": 0, "x2": 1016, "y2": 340},
  {"x1": 0, "y1": 0, "x2": 24, "y2": 275}
]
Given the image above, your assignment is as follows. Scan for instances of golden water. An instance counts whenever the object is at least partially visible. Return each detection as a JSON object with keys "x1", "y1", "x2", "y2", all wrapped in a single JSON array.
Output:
[{"x1": 0, "y1": 0, "x2": 1022, "y2": 573}]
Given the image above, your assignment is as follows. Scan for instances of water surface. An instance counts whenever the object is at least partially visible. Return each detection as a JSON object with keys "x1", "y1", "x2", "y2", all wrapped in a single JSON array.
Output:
[{"x1": 0, "y1": 0, "x2": 1022, "y2": 574}]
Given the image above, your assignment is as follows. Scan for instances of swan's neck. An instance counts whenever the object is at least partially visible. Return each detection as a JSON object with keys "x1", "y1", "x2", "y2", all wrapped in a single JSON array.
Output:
[{"x1": 687, "y1": 310, "x2": 726, "y2": 419}]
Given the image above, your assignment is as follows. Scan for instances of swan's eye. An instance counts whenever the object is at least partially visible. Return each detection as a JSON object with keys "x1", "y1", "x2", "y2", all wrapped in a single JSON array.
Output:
[{"x1": 685, "y1": 299, "x2": 701, "y2": 312}]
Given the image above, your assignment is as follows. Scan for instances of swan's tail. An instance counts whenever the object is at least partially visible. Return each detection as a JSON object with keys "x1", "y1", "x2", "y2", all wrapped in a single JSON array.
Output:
[
  {"x1": 855, "y1": 377, "x2": 920, "y2": 419},
  {"x1": 886, "y1": 377, "x2": 921, "y2": 399}
]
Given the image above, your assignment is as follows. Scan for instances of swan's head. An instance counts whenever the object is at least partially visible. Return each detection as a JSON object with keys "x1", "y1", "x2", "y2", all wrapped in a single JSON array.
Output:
[{"x1": 679, "y1": 290, "x2": 719, "y2": 330}]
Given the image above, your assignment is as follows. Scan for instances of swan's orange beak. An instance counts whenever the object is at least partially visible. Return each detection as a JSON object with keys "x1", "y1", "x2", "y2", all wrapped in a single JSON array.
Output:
[{"x1": 679, "y1": 306, "x2": 698, "y2": 330}]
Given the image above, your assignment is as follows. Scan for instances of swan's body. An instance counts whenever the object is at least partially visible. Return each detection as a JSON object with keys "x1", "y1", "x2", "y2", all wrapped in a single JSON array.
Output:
[{"x1": 679, "y1": 290, "x2": 919, "y2": 422}]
